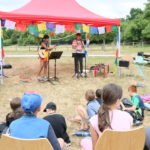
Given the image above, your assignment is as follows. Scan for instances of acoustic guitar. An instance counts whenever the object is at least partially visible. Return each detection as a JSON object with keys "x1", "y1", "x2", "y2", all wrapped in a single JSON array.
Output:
[{"x1": 38, "y1": 45, "x2": 56, "y2": 59}]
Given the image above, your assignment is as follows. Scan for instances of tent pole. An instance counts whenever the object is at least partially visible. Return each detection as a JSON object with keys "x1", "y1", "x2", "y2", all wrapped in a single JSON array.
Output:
[
  {"x1": 0, "y1": 19, "x2": 3, "y2": 84},
  {"x1": 118, "y1": 26, "x2": 121, "y2": 57}
]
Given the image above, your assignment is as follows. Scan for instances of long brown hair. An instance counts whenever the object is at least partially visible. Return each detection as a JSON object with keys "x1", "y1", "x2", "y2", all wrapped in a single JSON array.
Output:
[{"x1": 98, "y1": 84, "x2": 122, "y2": 132}]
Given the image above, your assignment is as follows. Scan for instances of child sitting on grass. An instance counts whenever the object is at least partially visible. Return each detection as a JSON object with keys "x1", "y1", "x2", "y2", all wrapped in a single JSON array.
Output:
[
  {"x1": 6, "y1": 97, "x2": 24, "y2": 126},
  {"x1": 123, "y1": 85, "x2": 145, "y2": 121},
  {"x1": 70, "y1": 89, "x2": 101, "y2": 130},
  {"x1": 43, "y1": 102, "x2": 71, "y2": 147},
  {"x1": 0, "y1": 97, "x2": 24, "y2": 134}
]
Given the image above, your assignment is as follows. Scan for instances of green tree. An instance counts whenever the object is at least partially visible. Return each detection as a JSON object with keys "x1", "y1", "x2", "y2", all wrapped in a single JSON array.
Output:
[
  {"x1": 127, "y1": 8, "x2": 143, "y2": 20},
  {"x1": 144, "y1": 0, "x2": 150, "y2": 19},
  {"x1": 121, "y1": 0, "x2": 150, "y2": 43},
  {"x1": 142, "y1": 23, "x2": 150, "y2": 39}
]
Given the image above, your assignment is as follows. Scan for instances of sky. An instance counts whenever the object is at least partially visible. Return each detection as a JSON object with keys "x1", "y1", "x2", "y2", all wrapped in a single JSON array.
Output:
[{"x1": 0, "y1": 0, "x2": 148, "y2": 18}]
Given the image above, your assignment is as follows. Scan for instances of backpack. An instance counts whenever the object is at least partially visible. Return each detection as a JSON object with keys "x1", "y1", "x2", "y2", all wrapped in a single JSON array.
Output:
[{"x1": 135, "y1": 95, "x2": 145, "y2": 110}]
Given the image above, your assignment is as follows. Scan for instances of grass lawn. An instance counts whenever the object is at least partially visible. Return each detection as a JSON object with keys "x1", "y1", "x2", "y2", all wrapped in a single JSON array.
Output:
[{"x1": 0, "y1": 45, "x2": 150, "y2": 150}]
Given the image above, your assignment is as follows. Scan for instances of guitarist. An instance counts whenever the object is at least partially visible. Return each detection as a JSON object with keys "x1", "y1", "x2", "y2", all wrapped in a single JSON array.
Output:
[{"x1": 37, "y1": 35, "x2": 54, "y2": 81}]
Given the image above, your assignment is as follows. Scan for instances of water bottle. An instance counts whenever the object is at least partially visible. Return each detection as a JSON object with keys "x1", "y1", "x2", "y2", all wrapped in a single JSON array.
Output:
[{"x1": 73, "y1": 131, "x2": 91, "y2": 137}]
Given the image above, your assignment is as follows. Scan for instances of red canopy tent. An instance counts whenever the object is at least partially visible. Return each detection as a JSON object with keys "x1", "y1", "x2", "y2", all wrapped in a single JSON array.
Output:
[
  {"x1": 0, "y1": 0, "x2": 120, "y2": 26},
  {"x1": 0, "y1": 0, "x2": 121, "y2": 84}
]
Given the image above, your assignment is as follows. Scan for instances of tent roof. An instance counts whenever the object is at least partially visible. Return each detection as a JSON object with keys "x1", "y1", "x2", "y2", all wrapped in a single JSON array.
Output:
[{"x1": 0, "y1": 0, "x2": 120, "y2": 26}]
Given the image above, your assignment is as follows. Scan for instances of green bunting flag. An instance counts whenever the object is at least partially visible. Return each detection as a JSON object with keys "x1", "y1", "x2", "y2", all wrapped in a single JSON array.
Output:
[
  {"x1": 74, "y1": 23, "x2": 82, "y2": 31},
  {"x1": 27, "y1": 25, "x2": 39, "y2": 35},
  {"x1": 112, "y1": 26, "x2": 118, "y2": 32}
]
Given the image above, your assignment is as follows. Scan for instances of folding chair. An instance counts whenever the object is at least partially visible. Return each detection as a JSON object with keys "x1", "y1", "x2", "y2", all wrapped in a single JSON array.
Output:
[
  {"x1": 134, "y1": 56, "x2": 148, "y2": 80},
  {"x1": 95, "y1": 127, "x2": 145, "y2": 150},
  {"x1": 0, "y1": 134, "x2": 53, "y2": 150}
]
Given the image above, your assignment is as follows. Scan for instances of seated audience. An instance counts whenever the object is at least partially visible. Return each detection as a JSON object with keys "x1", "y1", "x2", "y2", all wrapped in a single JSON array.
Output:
[
  {"x1": 0, "y1": 97, "x2": 24, "y2": 134},
  {"x1": 123, "y1": 85, "x2": 145, "y2": 120},
  {"x1": 9, "y1": 93, "x2": 63, "y2": 150},
  {"x1": 81, "y1": 84, "x2": 133, "y2": 150},
  {"x1": 77, "y1": 89, "x2": 101, "y2": 130},
  {"x1": 43, "y1": 102, "x2": 71, "y2": 146}
]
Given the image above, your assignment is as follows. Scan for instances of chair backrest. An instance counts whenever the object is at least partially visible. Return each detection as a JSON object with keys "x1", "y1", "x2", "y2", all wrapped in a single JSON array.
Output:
[
  {"x1": 0, "y1": 135, "x2": 53, "y2": 150},
  {"x1": 95, "y1": 127, "x2": 145, "y2": 150}
]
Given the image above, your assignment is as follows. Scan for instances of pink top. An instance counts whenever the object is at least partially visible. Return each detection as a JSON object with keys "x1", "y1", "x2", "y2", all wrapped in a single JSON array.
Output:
[
  {"x1": 90, "y1": 110, "x2": 133, "y2": 137},
  {"x1": 72, "y1": 40, "x2": 84, "y2": 53}
]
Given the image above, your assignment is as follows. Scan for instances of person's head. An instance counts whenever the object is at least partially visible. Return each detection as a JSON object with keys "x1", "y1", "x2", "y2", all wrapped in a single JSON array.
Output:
[
  {"x1": 96, "y1": 89, "x2": 102, "y2": 99},
  {"x1": 98, "y1": 84, "x2": 123, "y2": 132},
  {"x1": 10, "y1": 97, "x2": 21, "y2": 111},
  {"x1": 43, "y1": 102, "x2": 57, "y2": 114},
  {"x1": 6, "y1": 107, "x2": 24, "y2": 125},
  {"x1": 76, "y1": 33, "x2": 81, "y2": 40},
  {"x1": 6, "y1": 98, "x2": 23, "y2": 126},
  {"x1": 21, "y1": 93, "x2": 43, "y2": 115},
  {"x1": 85, "y1": 90, "x2": 95, "y2": 101},
  {"x1": 128, "y1": 85, "x2": 137, "y2": 96},
  {"x1": 42, "y1": 34, "x2": 49, "y2": 42}
]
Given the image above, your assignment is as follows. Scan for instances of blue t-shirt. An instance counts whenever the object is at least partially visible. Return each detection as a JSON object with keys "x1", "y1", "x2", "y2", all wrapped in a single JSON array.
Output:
[{"x1": 86, "y1": 99, "x2": 100, "y2": 119}]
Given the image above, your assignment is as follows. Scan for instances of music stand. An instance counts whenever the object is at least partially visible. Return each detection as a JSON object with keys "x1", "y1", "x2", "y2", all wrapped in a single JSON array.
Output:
[
  {"x1": 49, "y1": 51, "x2": 63, "y2": 81},
  {"x1": 47, "y1": 50, "x2": 54, "y2": 84}
]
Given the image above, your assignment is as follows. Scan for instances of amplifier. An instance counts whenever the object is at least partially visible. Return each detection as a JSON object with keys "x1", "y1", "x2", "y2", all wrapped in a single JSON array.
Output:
[{"x1": 119, "y1": 60, "x2": 129, "y2": 67}]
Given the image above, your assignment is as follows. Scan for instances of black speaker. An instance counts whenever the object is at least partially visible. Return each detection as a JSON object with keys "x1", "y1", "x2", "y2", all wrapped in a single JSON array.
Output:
[
  {"x1": 138, "y1": 52, "x2": 144, "y2": 56},
  {"x1": 119, "y1": 60, "x2": 129, "y2": 67},
  {"x1": 2, "y1": 64, "x2": 12, "y2": 69}
]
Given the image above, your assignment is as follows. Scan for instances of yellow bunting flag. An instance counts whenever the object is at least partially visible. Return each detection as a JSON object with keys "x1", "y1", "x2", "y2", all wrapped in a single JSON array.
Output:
[
  {"x1": 82, "y1": 24, "x2": 90, "y2": 33},
  {"x1": 37, "y1": 23, "x2": 47, "y2": 32}
]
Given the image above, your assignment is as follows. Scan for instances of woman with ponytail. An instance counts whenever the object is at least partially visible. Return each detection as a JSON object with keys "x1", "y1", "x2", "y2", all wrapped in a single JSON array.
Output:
[{"x1": 81, "y1": 84, "x2": 133, "y2": 150}]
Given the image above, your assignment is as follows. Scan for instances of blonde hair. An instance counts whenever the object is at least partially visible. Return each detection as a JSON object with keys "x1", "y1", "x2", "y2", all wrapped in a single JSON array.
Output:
[{"x1": 85, "y1": 90, "x2": 95, "y2": 101}]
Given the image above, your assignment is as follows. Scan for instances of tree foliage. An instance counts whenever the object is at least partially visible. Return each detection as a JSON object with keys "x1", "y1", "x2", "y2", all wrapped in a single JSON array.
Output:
[{"x1": 121, "y1": 0, "x2": 150, "y2": 42}]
